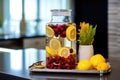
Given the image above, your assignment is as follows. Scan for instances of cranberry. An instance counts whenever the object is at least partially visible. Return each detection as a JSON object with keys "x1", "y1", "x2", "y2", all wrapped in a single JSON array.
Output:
[
  {"x1": 55, "y1": 55, "x2": 61, "y2": 60},
  {"x1": 58, "y1": 65, "x2": 62, "y2": 69},
  {"x1": 48, "y1": 24, "x2": 54, "y2": 28},
  {"x1": 61, "y1": 57, "x2": 65, "y2": 61},
  {"x1": 50, "y1": 64, "x2": 54, "y2": 69},
  {"x1": 57, "y1": 24, "x2": 62, "y2": 29},
  {"x1": 47, "y1": 24, "x2": 52, "y2": 27},
  {"x1": 47, "y1": 57, "x2": 53, "y2": 63},
  {"x1": 66, "y1": 59, "x2": 71, "y2": 63},
  {"x1": 70, "y1": 48, "x2": 73, "y2": 53},
  {"x1": 47, "y1": 53, "x2": 76, "y2": 69},
  {"x1": 60, "y1": 31, "x2": 66, "y2": 38},
  {"x1": 60, "y1": 27, "x2": 64, "y2": 31},
  {"x1": 55, "y1": 33, "x2": 58, "y2": 37},
  {"x1": 57, "y1": 30, "x2": 61, "y2": 35},
  {"x1": 54, "y1": 28, "x2": 58, "y2": 32},
  {"x1": 65, "y1": 63, "x2": 69, "y2": 67}
]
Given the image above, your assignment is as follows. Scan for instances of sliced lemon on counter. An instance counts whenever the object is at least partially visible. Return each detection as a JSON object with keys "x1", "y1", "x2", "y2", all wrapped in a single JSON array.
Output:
[
  {"x1": 49, "y1": 38, "x2": 61, "y2": 51},
  {"x1": 46, "y1": 26, "x2": 54, "y2": 37},
  {"x1": 66, "y1": 25, "x2": 76, "y2": 41},
  {"x1": 58, "y1": 47, "x2": 70, "y2": 58},
  {"x1": 46, "y1": 46, "x2": 56, "y2": 57}
]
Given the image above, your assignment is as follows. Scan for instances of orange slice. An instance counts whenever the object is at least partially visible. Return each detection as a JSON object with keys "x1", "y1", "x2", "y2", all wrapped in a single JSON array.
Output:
[
  {"x1": 66, "y1": 25, "x2": 76, "y2": 41},
  {"x1": 46, "y1": 26, "x2": 54, "y2": 37},
  {"x1": 58, "y1": 47, "x2": 70, "y2": 58},
  {"x1": 49, "y1": 38, "x2": 61, "y2": 51}
]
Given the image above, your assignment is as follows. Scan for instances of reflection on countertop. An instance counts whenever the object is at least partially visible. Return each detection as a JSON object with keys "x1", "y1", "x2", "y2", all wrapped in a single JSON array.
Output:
[
  {"x1": 0, "y1": 33, "x2": 45, "y2": 40},
  {"x1": 0, "y1": 48, "x2": 46, "y2": 79},
  {"x1": 0, "y1": 33, "x2": 46, "y2": 49},
  {"x1": 0, "y1": 48, "x2": 120, "y2": 80}
]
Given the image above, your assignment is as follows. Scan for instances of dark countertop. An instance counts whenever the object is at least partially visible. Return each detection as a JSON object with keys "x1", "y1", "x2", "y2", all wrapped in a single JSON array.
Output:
[
  {"x1": 0, "y1": 34, "x2": 46, "y2": 49},
  {"x1": 0, "y1": 33, "x2": 45, "y2": 41},
  {"x1": 0, "y1": 48, "x2": 119, "y2": 80}
]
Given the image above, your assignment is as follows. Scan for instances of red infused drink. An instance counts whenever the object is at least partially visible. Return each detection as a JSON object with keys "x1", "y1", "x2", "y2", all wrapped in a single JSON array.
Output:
[{"x1": 46, "y1": 9, "x2": 76, "y2": 69}]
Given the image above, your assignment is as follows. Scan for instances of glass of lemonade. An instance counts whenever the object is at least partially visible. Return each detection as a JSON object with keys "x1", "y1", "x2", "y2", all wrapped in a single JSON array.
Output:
[{"x1": 46, "y1": 9, "x2": 77, "y2": 69}]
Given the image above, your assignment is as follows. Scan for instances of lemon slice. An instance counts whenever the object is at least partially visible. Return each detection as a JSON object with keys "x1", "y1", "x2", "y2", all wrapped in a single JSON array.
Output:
[
  {"x1": 49, "y1": 38, "x2": 61, "y2": 51},
  {"x1": 58, "y1": 47, "x2": 70, "y2": 58},
  {"x1": 66, "y1": 25, "x2": 76, "y2": 41},
  {"x1": 46, "y1": 46, "x2": 56, "y2": 57},
  {"x1": 46, "y1": 26, "x2": 54, "y2": 37}
]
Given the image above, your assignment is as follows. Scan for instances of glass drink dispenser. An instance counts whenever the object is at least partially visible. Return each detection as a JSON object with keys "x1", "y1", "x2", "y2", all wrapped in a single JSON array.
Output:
[{"x1": 46, "y1": 9, "x2": 76, "y2": 69}]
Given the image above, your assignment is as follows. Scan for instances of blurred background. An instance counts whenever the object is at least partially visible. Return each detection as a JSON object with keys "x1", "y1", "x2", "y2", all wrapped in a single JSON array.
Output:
[
  {"x1": 0, "y1": 0, "x2": 73, "y2": 35},
  {"x1": 0, "y1": 0, "x2": 119, "y2": 59}
]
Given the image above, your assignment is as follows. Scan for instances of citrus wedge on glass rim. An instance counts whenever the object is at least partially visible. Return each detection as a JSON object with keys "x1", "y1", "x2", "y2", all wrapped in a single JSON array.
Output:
[
  {"x1": 49, "y1": 38, "x2": 61, "y2": 52},
  {"x1": 66, "y1": 25, "x2": 76, "y2": 41},
  {"x1": 46, "y1": 26, "x2": 54, "y2": 37},
  {"x1": 58, "y1": 47, "x2": 70, "y2": 58}
]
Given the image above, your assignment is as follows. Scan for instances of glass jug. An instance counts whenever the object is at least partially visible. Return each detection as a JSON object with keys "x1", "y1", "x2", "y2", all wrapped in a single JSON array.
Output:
[{"x1": 46, "y1": 9, "x2": 76, "y2": 69}]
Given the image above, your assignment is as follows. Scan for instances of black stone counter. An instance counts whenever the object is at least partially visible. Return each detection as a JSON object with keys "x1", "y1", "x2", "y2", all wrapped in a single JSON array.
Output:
[
  {"x1": 0, "y1": 34, "x2": 45, "y2": 49},
  {"x1": 0, "y1": 48, "x2": 119, "y2": 80}
]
